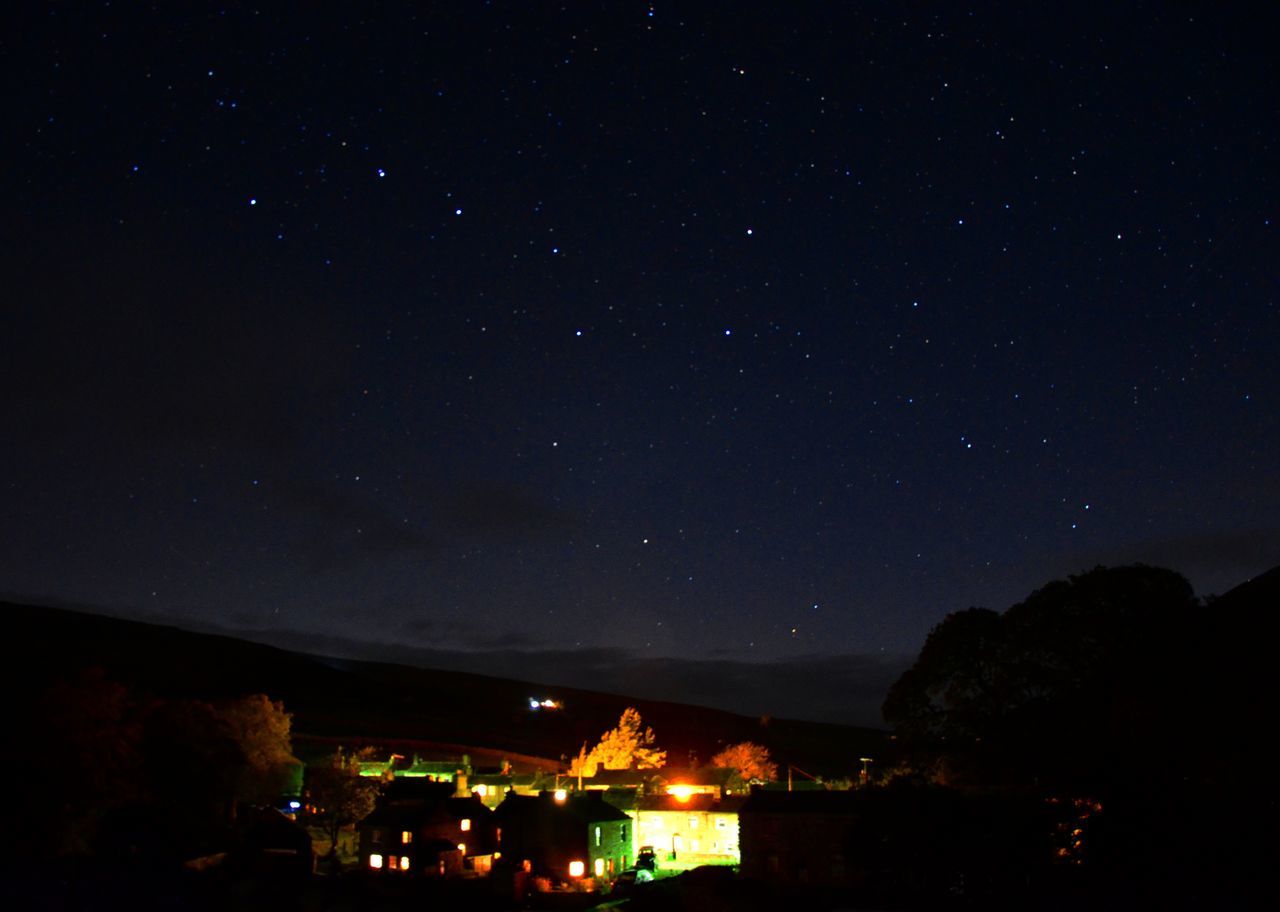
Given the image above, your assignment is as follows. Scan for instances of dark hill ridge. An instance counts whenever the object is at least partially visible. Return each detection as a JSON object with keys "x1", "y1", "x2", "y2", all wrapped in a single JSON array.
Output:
[{"x1": 8, "y1": 601, "x2": 889, "y2": 776}]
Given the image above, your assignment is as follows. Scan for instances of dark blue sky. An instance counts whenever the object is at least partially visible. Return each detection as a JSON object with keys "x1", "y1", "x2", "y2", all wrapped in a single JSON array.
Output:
[{"x1": 4, "y1": 2, "x2": 1276, "y2": 724}]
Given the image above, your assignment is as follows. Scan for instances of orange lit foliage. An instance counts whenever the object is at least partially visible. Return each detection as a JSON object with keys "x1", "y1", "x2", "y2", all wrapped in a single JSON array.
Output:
[
  {"x1": 569, "y1": 707, "x2": 667, "y2": 774},
  {"x1": 710, "y1": 741, "x2": 778, "y2": 782}
]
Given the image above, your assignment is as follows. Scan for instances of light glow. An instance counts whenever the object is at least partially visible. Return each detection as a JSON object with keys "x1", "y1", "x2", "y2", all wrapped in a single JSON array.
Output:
[
  {"x1": 568, "y1": 860, "x2": 585, "y2": 878},
  {"x1": 554, "y1": 789, "x2": 567, "y2": 802},
  {"x1": 461, "y1": 818, "x2": 471, "y2": 832},
  {"x1": 594, "y1": 858, "x2": 605, "y2": 877},
  {"x1": 369, "y1": 854, "x2": 383, "y2": 869},
  {"x1": 400, "y1": 856, "x2": 410, "y2": 871},
  {"x1": 668, "y1": 784, "x2": 694, "y2": 802}
]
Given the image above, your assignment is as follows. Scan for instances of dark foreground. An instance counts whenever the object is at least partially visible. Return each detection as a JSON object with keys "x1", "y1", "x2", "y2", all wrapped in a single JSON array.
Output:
[{"x1": 2, "y1": 859, "x2": 1268, "y2": 912}]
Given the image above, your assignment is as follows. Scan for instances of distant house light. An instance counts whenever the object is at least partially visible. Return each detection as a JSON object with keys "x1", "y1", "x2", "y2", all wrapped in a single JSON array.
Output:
[
  {"x1": 461, "y1": 818, "x2": 472, "y2": 832},
  {"x1": 401, "y1": 830, "x2": 412, "y2": 844},
  {"x1": 595, "y1": 858, "x2": 606, "y2": 877},
  {"x1": 400, "y1": 856, "x2": 410, "y2": 871},
  {"x1": 457, "y1": 843, "x2": 467, "y2": 855},
  {"x1": 554, "y1": 789, "x2": 567, "y2": 803},
  {"x1": 288, "y1": 800, "x2": 301, "y2": 810},
  {"x1": 369, "y1": 854, "x2": 383, "y2": 869},
  {"x1": 668, "y1": 785, "x2": 694, "y2": 802},
  {"x1": 568, "y1": 860, "x2": 585, "y2": 878},
  {"x1": 475, "y1": 784, "x2": 488, "y2": 797}
]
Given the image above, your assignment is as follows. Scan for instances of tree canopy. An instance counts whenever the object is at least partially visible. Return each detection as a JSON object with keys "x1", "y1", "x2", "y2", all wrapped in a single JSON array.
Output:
[
  {"x1": 569, "y1": 707, "x2": 667, "y2": 775},
  {"x1": 710, "y1": 741, "x2": 778, "y2": 783},
  {"x1": 882, "y1": 564, "x2": 1199, "y2": 787},
  {"x1": 305, "y1": 747, "x2": 381, "y2": 858}
]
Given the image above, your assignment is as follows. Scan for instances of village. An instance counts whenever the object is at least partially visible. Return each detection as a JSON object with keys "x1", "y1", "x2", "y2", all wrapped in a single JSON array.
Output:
[{"x1": 291, "y1": 706, "x2": 892, "y2": 904}]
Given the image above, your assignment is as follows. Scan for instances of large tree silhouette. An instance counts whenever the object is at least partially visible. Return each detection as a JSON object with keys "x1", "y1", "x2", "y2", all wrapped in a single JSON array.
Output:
[{"x1": 883, "y1": 565, "x2": 1199, "y2": 787}]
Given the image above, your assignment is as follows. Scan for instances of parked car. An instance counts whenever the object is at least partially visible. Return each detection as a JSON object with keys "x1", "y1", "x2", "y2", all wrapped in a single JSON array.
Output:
[{"x1": 610, "y1": 867, "x2": 654, "y2": 896}]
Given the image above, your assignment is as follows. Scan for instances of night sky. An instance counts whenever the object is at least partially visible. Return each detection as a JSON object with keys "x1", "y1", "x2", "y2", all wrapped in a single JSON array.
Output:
[{"x1": 4, "y1": 2, "x2": 1276, "y2": 726}]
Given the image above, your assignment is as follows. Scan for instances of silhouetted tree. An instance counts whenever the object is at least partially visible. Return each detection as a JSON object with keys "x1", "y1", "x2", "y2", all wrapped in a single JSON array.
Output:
[
  {"x1": 305, "y1": 747, "x2": 380, "y2": 864},
  {"x1": 20, "y1": 669, "x2": 143, "y2": 855},
  {"x1": 883, "y1": 565, "x2": 1198, "y2": 788}
]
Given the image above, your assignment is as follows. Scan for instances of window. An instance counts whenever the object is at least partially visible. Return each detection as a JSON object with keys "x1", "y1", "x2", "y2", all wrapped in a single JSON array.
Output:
[
  {"x1": 371, "y1": 829, "x2": 383, "y2": 845},
  {"x1": 689, "y1": 816, "x2": 699, "y2": 829},
  {"x1": 594, "y1": 825, "x2": 601, "y2": 846},
  {"x1": 715, "y1": 817, "x2": 728, "y2": 829},
  {"x1": 400, "y1": 856, "x2": 410, "y2": 871},
  {"x1": 389, "y1": 855, "x2": 398, "y2": 870},
  {"x1": 621, "y1": 823, "x2": 628, "y2": 842},
  {"x1": 369, "y1": 854, "x2": 384, "y2": 869},
  {"x1": 401, "y1": 830, "x2": 413, "y2": 844},
  {"x1": 569, "y1": 860, "x2": 585, "y2": 878},
  {"x1": 460, "y1": 818, "x2": 472, "y2": 832},
  {"x1": 594, "y1": 858, "x2": 605, "y2": 877}
]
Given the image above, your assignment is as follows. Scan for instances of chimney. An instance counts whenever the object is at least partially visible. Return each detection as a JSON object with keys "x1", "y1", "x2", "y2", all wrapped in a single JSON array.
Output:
[{"x1": 455, "y1": 771, "x2": 469, "y2": 797}]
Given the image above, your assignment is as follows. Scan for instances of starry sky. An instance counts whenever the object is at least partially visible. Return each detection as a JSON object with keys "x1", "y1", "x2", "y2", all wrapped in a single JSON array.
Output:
[{"x1": 3, "y1": 2, "x2": 1276, "y2": 726}]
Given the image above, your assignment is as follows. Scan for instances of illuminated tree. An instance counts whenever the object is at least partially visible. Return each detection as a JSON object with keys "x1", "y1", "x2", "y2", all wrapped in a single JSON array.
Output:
[
  {"x1": 217, "y1": 694, "x2": 299, "y2": 807},
  {"x1": 710, "y1": 741, "x2": 778, "y2": 782},
  {"x1": 568, "y1": 741, "x2": 598, "y2": 777},
  {"x1": 575, "y1": 707, "x2": 667, "y2": 772}
]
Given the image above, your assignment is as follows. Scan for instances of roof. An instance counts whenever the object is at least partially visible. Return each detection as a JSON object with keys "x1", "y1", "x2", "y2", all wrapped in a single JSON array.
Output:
[
  {"x1": 638, "y1": 793, "x2": 746, "y2": 813},
  {"x1": 495, "y1": 791, "x2": 632, "y2": 825},
  {"x1": 739, "y1": 790, "x2": 864, "y2": 815},
  {"x1": 382, "y1": 778, "x2": 454, "y2": 803}
]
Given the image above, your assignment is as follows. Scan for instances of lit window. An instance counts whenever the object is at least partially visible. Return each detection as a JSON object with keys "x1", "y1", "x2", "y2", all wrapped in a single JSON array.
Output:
[
  {"x1": 369, "y1": 854, "x2": 383, "y2": 869},
  {"x1": 594, "y1": 826, "x2": 601, "y2": 846},
  {"x1": 461, "y1": 818, "x2": 472, "y2": 832},
  {"x1": 475, "y1": 784, "x2": 488, "y2": 797},
  {"x1": 400, "y1": 857, "x2": 410, "y2": 871},
  {"x1": 554, "y1": 789, "x2": 567, "y2": 802},
  {"x1": 457, "y1": 843, "x2": 466, "y2": 855},
  {"x1": 594, "y1": 858, "x2": 605, "y2": 877},
  {"x1": 568, "y1": 860, "x2": 585, "y2": 878},
  {"x1": 389, "y1": 855, "x2": 398, "y2": 870},
  {"x1": 401, "y1": 830, "x2": 412, "y2": 844}
]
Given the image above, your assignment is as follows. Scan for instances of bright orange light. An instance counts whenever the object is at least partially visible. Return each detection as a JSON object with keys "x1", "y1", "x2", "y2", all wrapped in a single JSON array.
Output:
[
  {"x1": 554, "y1": 789, "x2": 567, "y2": 802},
  {"x1": 668, "y1": 784, "x2": 694, "y2": 802},
  {"x1": 401, "y1": 830, "x2": 412, "y2": 844},
  {"x1": 400, "y1": 856, "x2": 410, "y2": 871},
  {"x1": 457, "y1": 842, "x2": 467, "y2": 855},
  {"x1": 568, "y1": 860, "x2": 585, "y2": 878}
]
